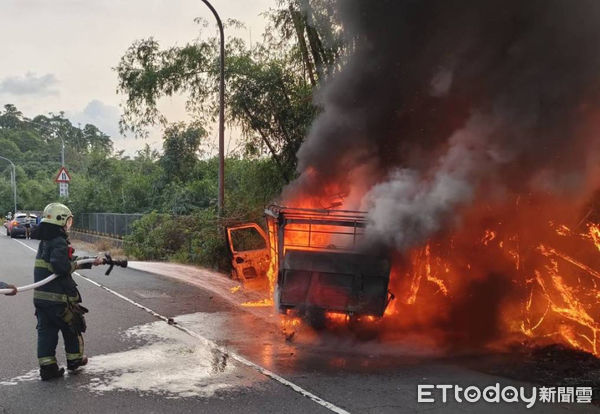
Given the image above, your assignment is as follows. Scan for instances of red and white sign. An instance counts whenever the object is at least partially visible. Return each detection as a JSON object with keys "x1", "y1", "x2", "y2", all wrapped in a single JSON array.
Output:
[{"x1": 54, "y1": 167, "x2": 71, "y2": 183}]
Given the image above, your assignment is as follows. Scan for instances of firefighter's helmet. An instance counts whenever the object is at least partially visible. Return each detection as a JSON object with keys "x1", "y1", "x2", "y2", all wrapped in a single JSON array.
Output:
[{"x1": 41, "y1": 203, "x2": 72, "y2": 227}]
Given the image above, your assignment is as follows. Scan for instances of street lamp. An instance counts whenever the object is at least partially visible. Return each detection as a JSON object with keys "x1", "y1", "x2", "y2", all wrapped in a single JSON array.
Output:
[
  {"x1": 200, "y1": 0, "x2": 225, "y2": 218},
  {"x1": 0, "y1": 155, "x2": 17, "y2": 214},
  {"x1": 50, "y1": 127, "x2": 64, "y2": 166}
]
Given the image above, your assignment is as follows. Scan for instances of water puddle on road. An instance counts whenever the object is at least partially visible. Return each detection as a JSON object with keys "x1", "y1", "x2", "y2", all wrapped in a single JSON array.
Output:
[
  {"x1": 85, "y1": 313, "x2": 260, "y2": 398},
  {"x1": 0, "y1": 370, "x2": 39, "y2": 386},
  {"x1": 1, "y1": 313, "x2": 262, "y2": 398}
]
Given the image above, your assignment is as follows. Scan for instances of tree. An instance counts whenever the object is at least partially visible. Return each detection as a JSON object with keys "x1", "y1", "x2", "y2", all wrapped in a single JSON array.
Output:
[
  {"x1": 160, "y1": 122, "x2": 205, "y2": 182},
  {"x1": 116, "y1": 40, "x2": 315, "y2": 181},
  {"x1": 83, "y1": 124, "x2": 113, "y2": 155},
  {"x1": 114, "y1": 8, "x2": 344, "y2": 182},
  {"x1": 116, "y1": 38, "x2": 214, "y2": 136},
  {"x1": 0, "y1": 104, "x2": 24, "y2": 129},
  {"x1": 226, "y1": 52, "x2": 315, "y2": 181},
  {"x1": 268, "y1": 0, "x2": 344, "y2": 83}
]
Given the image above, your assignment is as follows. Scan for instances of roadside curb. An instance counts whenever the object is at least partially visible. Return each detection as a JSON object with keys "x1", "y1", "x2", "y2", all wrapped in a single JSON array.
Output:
[{"x1": 70, "y1": 230, "x2": 123, "y2": 248}]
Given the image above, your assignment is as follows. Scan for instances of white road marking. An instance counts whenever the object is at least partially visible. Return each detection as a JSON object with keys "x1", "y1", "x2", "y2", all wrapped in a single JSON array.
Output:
[{"x1": 13, "y1": 238, "x2": 351, "y2": 414}]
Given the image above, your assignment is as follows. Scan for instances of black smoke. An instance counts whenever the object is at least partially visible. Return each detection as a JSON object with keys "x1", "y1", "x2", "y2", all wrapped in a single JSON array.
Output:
[{"x1": 284, "y1": 0, "x2": 600, "y2": 251}]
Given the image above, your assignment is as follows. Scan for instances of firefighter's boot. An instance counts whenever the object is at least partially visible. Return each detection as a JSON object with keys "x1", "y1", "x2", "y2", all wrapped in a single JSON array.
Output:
[
  {"x1": 40, "y1": 364, "x2": 65, "y2": 381},
  {"x1": 67, "y1": 355, "x2": 88, "y2": 372}
]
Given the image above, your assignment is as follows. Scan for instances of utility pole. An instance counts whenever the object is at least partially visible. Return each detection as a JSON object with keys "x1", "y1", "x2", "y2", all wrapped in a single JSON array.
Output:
[
  {"x1": 200, "y1": 0, "x2": 225, "y2": 218},
  {"x1": 0, "y1": 155, "x2": 17, "y2": 214}
]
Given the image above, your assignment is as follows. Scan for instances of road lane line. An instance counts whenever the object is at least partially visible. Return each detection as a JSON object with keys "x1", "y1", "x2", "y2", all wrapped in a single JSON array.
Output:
[{"x1": 13, "y1": 238, "x2": 351, "y2": 414}]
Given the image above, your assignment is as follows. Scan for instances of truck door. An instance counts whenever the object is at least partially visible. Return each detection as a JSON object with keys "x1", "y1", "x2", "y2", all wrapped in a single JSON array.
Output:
[{"x1": 227, "y1": 224, "x2": 270, "y2": 282}]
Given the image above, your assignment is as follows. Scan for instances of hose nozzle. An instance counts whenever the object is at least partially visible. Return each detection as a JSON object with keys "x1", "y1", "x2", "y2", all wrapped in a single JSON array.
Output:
[{"x1": 103, "y1": 252, "x2": 128, "y2": 276}]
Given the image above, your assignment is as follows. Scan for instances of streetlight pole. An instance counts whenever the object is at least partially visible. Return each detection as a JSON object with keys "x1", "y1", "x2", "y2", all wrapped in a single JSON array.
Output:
[
  {"x1": 51, "y1": 128, "x2": 64, "y2": 166},
  {"x1": 0, "y1": 155, "x2": 17, "y2": 214},
  {"x1": 200, "y1": 0, "x2": 225, "y2": 218}
]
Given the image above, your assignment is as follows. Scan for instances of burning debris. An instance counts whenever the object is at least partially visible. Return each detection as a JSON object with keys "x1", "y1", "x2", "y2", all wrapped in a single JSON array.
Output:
[{"x1": 271, "y1": 0, "x2": 600, "y2": 356}]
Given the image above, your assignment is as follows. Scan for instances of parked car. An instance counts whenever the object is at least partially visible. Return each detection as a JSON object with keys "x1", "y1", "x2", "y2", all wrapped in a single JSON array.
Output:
[{"x1": 6, "y1": 213, "x2": 38, "y2": 238}]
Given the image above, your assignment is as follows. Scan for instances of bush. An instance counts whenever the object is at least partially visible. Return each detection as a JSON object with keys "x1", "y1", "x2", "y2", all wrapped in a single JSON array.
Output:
[{"x1": 123, "y1": 209, "x2": 232, "y2": 271}]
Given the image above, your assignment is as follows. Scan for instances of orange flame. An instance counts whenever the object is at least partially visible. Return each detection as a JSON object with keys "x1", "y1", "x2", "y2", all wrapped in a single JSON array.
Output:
[
  {"x1": 589, "y1": 224, "x2": 600, "y2": 253},
  {"x1": 263, "y1": 191, "x2": 600, "y2": 357},
  {"x1": 241, "y1": 298, "x2": 273, "y2": 307}
]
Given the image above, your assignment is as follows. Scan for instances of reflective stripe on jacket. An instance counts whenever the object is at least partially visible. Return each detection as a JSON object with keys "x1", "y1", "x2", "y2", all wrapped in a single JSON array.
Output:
[{"x1": 33, "y1": 235, "x2": 80, "y2": 307}]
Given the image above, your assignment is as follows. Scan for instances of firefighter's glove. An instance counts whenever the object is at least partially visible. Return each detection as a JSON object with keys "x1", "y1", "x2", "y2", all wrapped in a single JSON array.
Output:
[
  {"x1": 3, "y1": 284, "x2": 16, "y2": 296},
  {"x1": 63, "y1": 303, "x2": 89, "y2": 334}
]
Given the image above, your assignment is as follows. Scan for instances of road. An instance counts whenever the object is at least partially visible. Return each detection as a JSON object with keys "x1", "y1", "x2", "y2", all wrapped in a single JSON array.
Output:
[{"x1": 0, "y1": 235, "x2": 597, "y2": 413}]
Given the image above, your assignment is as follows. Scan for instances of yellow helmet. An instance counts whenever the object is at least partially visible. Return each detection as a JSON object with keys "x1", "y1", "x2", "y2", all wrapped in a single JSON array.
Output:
[{"x1": 41, "y1": 203, "x2": 72, "y2": 227}]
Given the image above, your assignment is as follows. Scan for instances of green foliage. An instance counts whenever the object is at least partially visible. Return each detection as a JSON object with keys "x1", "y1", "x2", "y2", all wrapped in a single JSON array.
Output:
[
  {"x1": 120, "y1": 154, "x2": 283, "y2": 271},
  {"x1": 269, "y1": 0, "x2": 345, "y2": 83},
  {"x1": 116, "y1": 39, "x2": 214, "y2": 136},
  {"x1": 123, "y1": 210, "x2": 231, "y2": 271},
  {"x1": 0, "y1": 105, "x2": 115, "y2": 214},
  {"x1": 115, "y1": 1, "x2": 342, "y2": 180},
  {"x1": 0, "y1": 2, "x2": 345, "y2": 271},
  {"x1": 0, "y1": 103, "x2": 284, "y2": 271},
  {"x1": 123, "y1": 212, "x2": 181, "y2": 260},
  {"x1": 225, "y1": 52, "x2": 316, "y2": 180},
  {"x1": 161, "y1": 122, "x2": 206, "y2": 181}
]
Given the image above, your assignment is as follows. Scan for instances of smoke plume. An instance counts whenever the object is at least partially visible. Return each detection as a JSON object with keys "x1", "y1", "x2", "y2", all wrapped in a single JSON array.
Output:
[{"x1": 285, "y1": 0, "x2": 600, "y2": 251}]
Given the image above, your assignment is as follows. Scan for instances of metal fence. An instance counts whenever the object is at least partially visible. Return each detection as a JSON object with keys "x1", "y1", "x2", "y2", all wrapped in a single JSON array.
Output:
[{"x1": 73, "y1": 213, "x2": 143, "y2": 238}]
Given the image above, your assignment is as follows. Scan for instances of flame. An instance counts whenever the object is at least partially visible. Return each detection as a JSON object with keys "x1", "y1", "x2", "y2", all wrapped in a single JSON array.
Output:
[
  {"x1": 555, "y1": 224, "x2": 572, "y2": 236},
  {"x1": 385, "y1": 212, "x2": 600, "y2": 356},
  {"x1": 538, "y1": 244, "x2": 600, "y2": 280},
  {"x1": 281, "y1": 315, "x2": 302, "y2": 330},
  {"x1": 589, "y1": 224, "x2": 600, "y2": 253},
  {"x1": 241, "y1": 298, "x2": 273, "y2": 307},
  {"x1": 482, "y1": 229, "x2": 497, "y2": 245},
  {"x1": 529, "y1": 263, "x2": 600, "y2": 355},
  {"x1": 405, "y1": 244, "x2": 449, "y2": 305},
  {"x1": 266, "y1": 219, "x2": 279, "y2": 297},
  {"x1": 325, "y1": 311, "x2": 349, "y2": 323},
  {"x1": 261, "y1": 191, "x2": 600, "y2": 357},
  {"x1": 279, "y1": 313, "x2": 304, "y2": 341}
]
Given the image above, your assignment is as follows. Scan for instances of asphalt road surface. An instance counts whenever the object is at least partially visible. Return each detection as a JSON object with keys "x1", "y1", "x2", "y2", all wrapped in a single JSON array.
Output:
[{"x1": 0, "y1": 235, "x2": 597, "y2": 413}]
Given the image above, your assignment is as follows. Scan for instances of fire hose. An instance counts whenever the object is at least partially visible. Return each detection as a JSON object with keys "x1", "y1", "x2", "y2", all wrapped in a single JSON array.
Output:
[{"x1": 0, "y1": 253, "x2": 128, "y2": 294}]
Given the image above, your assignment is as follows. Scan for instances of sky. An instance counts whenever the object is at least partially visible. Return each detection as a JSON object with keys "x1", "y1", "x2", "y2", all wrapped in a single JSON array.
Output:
[{"x1": 0, "y1": 0, "x2": 275, "y2": 156}]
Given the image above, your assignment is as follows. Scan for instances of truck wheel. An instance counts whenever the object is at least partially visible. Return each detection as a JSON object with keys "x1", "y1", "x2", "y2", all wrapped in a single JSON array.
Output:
[
  {"x1": 349, "y1": 315, "x2": 382, "y2": 341},
  {"x1": 305, "y1": 309, "x2": 327, "y2": 331},
  {"x1": 10, "y1": 231, "x2": 15, "y2": 238}
]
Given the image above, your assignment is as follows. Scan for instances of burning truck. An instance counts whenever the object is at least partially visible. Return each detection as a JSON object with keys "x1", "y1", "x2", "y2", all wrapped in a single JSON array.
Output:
[
  {"x1": 233, "y1": 0, "x2": 600, "y2": 357},
  {"x1": 227, "y1": 205, "x2": 393, "y2": 327}
]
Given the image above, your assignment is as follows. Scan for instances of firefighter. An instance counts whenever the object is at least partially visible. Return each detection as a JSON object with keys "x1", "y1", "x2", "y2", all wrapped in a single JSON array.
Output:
[
  {"x1": 0, "y1": 281, "x2": 17, "y2": 295},
  {"x1": 33, "y1": 203, "x2": 102, "y2": 381}
]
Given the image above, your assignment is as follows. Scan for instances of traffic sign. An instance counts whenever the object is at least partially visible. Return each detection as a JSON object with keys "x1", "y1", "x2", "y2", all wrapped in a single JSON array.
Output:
[
  {"x1": 59, "y1": 182, "x2": 69, "y2": 198},
  {"x1": 55, "y1": 167, "x2": 71, "y2": 183}
]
